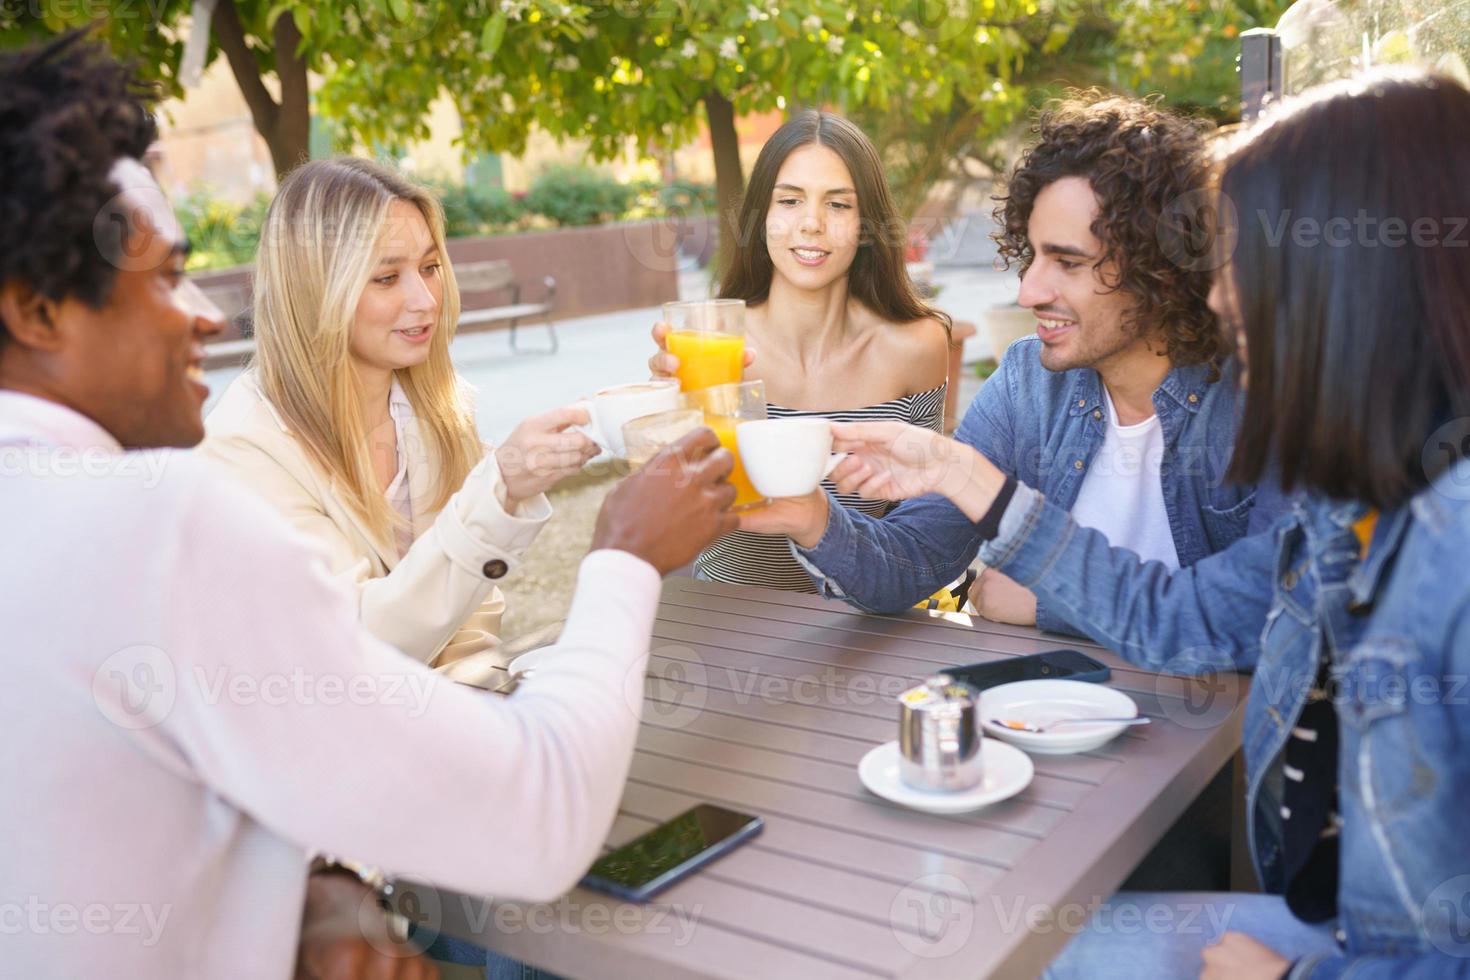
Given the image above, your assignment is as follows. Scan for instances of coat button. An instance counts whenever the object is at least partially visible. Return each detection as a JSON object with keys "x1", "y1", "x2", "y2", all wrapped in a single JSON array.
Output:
[
  {"x1": 1074, "y1": 459, "x2": 1085, "y2": 470},
  {"x1": 1187, "y1": 393, "x2": 1200, "y2": 404},
  {"x1": 482, "y1": 559, "x2": 509, "y2": 579},
  {"x1": 1092, "y1": 409, "x2": 1103, "y2": 421},
  {"x1": 1077, "y1": 399, "x2": 1086, "y2": 407}
]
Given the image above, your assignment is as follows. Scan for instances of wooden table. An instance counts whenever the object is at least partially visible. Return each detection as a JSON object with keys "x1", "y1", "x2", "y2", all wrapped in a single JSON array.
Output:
[{"x1": 411, "y1": 577, "x2": 1247, "y2": 979}]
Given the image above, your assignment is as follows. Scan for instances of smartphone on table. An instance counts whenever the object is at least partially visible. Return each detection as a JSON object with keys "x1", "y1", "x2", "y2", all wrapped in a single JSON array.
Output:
[
  {"x1": 946, "y1": 648, "x2": 1110, "y2": 693},
  {"x1": 580, "y1": 804, "x2": 763, "y2": 903}
]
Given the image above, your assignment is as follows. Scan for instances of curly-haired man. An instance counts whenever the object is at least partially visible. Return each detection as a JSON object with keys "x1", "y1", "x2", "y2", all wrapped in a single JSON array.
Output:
[{"x1": 753, "y1": 91, "x2": 1282, "y2": 635}]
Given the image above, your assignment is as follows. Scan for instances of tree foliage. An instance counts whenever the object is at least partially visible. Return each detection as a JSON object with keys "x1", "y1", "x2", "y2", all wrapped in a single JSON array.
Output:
[{"x1": 3, "y1": 0, "x2": 1291, "y2": 225}]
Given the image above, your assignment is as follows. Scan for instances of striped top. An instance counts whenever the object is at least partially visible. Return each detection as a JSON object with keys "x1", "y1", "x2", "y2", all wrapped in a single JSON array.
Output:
[{"x1": 695, "y1": 383, "x2": 947, "y2": 592}]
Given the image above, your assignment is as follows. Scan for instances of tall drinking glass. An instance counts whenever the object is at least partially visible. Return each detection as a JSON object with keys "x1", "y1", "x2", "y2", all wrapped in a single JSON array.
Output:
[
  {"x1": 685, "y1": 380, "x2": 767, "y2": 511},
  {"x1": 663, "y1": 299, "x2": 746, "y2": 392}
]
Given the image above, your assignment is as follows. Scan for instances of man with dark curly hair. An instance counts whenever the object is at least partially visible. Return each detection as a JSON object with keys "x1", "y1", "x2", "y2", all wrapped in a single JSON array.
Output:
[
  {"x1": 757, "y1": 92, "x2": 1279, "y2": 636},
  {"x1": 2, "y1": 30, "x2": 738, "y2": 980}
]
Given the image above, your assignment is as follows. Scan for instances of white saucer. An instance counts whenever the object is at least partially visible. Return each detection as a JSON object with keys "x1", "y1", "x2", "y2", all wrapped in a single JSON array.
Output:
[
  {"x1": 980, "y1": 679, "x2": 1140, "y2": 755},
  {"x1": 506, "y1": 648, "x2": 555, "y2": 677},
  {"x1": 857, "y1": 739, "x2": 1034, "y2": 814}
]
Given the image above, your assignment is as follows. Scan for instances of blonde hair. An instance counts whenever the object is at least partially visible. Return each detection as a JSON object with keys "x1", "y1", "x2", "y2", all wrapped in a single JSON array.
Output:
[{"x1": 251, "y1": 158, "x2": 483, "y2": 543}]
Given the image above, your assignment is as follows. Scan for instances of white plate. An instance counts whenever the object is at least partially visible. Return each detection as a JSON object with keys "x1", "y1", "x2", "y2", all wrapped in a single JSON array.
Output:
[
  {"x1": 506, "y1": 647, "x2": 556, "y2": 677},
  {"x1": 979, "y1": 679, "x2": 1139, "y2": 755},
  {"x1": 857, "y1": 739, "x2": 1034, "y2": 814}
]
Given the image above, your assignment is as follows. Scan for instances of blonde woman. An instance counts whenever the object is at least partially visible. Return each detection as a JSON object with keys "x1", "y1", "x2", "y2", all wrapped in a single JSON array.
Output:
[{"x1": 202, "y1": 158, "x2": 597, "y2": 668}]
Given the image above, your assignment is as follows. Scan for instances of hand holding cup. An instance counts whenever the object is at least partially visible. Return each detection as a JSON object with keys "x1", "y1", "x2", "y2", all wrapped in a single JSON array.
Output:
[{"x1": 494, "y1": 404, "x2": 601, "y2": 508}]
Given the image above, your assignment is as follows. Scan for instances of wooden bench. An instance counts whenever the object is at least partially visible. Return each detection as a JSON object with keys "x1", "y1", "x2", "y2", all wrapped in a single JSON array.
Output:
[
  {"x1": 199, "y1": 260, "x2": 558, "y2": 370},
  {"x1": 453, "y1": 259, "x2": 558, "y2": 354}
]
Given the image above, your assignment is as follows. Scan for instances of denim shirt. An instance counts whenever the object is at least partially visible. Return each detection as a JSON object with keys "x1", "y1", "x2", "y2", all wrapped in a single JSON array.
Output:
[
  {"x1": 980, "y1": 463, "x2": 1470, "y2": 978},
  {"x1": 794, "y1": 336, "x2": 1269, "y2": 631}
]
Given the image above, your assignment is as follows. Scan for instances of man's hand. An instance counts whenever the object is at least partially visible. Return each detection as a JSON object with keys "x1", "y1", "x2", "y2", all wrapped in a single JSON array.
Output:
[
  {"x1": 1200, "y1": 932, "x2": 1290, "y2": 980},
  {"x1": 592, "y1": 427, "x2": 738, "y2": 573},
  {"x1": 648, "y1": 321, "x2": 757, "y2": 379},
  {"x1": 294, "y1": 871, "x2": 438, "y2": 980},
  {"x1": 736, "y1": 490, "x2": 830, "y2": 549},
  {"x1": 494, "y1": 404, "x2": 600, "y2": 509},
  {"x1": 967, "y1": 568, "x2": 1038, "y2": 626}
]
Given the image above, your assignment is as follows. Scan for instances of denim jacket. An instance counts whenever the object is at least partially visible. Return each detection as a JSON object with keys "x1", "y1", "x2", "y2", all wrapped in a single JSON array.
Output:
[
  {"x1": 795, "y1": 336, "x2": 1270, "y2": 631},
  {"x1": 979, "y1": 463, "x2": 1470, "y2": 978}
]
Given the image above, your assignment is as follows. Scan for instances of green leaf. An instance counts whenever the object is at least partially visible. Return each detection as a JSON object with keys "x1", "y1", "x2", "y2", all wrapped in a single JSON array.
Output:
[
  {"x1": 388, "y1": 0, "x2": 411, "y2": 22},
  {"x1": 481, "y1": 11, "x2": 509, "y2": 56}
]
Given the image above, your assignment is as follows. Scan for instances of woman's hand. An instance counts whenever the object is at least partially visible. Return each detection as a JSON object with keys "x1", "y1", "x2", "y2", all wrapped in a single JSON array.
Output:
[
  {"x1": 828, "y1": 421, "x2": 1006, "y2": 517},
  {"x1": 648, "y1": 321, "x2": 757, "y2": 380},
  {"x1": 494, "y1": 404, "x2": 600, "y2": 509},
  {"x1": 967, "y1": 568, "x2": 1037, "y2": 626}
]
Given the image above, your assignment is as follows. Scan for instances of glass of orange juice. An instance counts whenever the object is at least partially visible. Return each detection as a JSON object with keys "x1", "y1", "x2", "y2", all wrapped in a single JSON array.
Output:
[
  {"x1": 684, "y1": 380, "x2": 767, "y2": 511},
  {"x1": 663, "y1": 299, "x2": 746, "y2": 392}
]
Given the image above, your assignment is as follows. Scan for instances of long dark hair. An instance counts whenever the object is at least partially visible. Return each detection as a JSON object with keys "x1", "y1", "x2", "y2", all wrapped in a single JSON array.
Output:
[
  {"x1": 1224, "y1": 71, "x2": 1470, "y2": 508},
  {"x1": 719, "y1": 111, "x2": 950, "y2": 337}
]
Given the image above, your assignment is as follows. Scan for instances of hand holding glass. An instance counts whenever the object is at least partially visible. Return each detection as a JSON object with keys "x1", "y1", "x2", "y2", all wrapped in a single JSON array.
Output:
[{"x1": 663, "y1": 299, "x2": 746, "y2": 392}]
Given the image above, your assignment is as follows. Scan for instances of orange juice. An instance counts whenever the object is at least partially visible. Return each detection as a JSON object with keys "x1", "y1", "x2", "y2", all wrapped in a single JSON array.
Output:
[
  {"x1": 708, "y1": 416, "x2": 765, "y2": 509},
  {"x1": 668, "y1": 330, "x2": 745, "y2": 392}
]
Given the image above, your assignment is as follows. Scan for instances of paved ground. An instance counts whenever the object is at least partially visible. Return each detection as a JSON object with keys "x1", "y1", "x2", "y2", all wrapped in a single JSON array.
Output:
[{"x1": 200, "y1": 263, "x2": 1016, "y2": 640}]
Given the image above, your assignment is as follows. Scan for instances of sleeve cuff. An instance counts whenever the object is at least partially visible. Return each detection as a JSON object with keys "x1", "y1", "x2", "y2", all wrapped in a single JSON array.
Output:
[
  {"x1": 790, "y1": 493, "x2": 854, "y2": 599},
  {"x1": 977, "y1": 482, "x2": 1045, "y2": 569},
  {"x1": 446, "y1": 454, "x2": 553, "y2": 571}
]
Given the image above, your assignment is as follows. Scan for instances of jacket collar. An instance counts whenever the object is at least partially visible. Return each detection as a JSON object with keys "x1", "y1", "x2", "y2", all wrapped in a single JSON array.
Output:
[
  {"x1": 1065, "y1": 358, "x2": 1217, "y2": 418},
  {"x1": 1301, "y1": 495, "x2": 1414, "y2": 610}
]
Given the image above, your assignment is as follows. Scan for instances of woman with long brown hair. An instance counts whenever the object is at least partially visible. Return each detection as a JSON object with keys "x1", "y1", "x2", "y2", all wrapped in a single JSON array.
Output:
[{"x1": 651, "y1": 110, "x2": 951, "y2": 590}]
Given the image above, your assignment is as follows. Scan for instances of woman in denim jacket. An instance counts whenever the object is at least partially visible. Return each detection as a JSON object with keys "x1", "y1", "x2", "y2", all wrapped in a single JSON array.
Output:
[{"x1": 801, "y1": 72, "x2": 1470, "y2": 979}]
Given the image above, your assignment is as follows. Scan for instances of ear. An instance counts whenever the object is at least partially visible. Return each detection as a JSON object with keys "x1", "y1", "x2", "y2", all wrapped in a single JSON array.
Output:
[{"x1": 0, "y1": 280, "x2": 66, "y2": 353}]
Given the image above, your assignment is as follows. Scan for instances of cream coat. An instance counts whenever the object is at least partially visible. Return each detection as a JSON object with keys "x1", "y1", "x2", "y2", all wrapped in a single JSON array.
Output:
[{"x1": 199, "y1": 371, "x2": 551, "y2": 665}]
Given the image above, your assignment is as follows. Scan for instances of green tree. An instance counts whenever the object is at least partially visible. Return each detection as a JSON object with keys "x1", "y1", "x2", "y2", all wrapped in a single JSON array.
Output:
[
  {"x1": 427, "y1": 0, "x2": 1055, "y2": 257},
  {"x1": 0, "y1": 0, "x2": 593, "y2": 178},
  {"x1": 3, "y1": 0, "x2": 1290, "y2": 250},
  {"x1": 413, "y1": 0, "x2": 1287, "y2": 254},
  {"x1": 849, "y1": 0, "x2": 1294, "y2": 218}
]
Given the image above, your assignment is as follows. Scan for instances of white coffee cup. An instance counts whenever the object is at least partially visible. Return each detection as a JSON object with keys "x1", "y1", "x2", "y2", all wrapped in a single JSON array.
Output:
[
  {"x1": 736, "y1": 418, "x2": 848, "y2": 498},
  {"x1": 573, "y1": 380, "x2": 682, "y2": 457}
]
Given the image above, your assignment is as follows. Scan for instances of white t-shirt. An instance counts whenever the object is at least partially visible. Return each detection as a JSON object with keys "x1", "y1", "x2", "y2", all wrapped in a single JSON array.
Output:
[{"x1": 1068, "y1": 385, "x2": 1181, "y2": 570}]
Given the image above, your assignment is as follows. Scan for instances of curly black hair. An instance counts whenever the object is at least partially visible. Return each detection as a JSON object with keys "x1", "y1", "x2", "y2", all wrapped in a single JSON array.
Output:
[
  {"x1": 993, "y1": 90, "x2": 1227, "y2": 367},
  {"x1": 0, "y1": 30, "x2": 158, "y2": 340}
]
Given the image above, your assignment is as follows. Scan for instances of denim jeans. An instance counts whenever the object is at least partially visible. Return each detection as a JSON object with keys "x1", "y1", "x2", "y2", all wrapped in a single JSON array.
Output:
[
  {"x1": 417, "y1": 929, "x2": 563, "y2": 979},
  {"x1": 1042, "y1": 892, "x2": 1339, "y2": 980}
]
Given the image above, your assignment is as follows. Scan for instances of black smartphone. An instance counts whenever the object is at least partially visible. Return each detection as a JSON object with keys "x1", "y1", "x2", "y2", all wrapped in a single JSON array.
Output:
[
  {"x1": 581, "y1": 804, "x2": 763, "y2": 903},
  {"x1": 946, "y1": 648, "x2": 1110, "y2": 693}
]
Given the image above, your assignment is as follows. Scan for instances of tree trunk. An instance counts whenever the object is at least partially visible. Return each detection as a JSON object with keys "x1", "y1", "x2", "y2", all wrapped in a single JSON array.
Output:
[
  {"x1": 703, "y1": 90, "x2": 745, "y2": 281},
  {"x1": 212, "y1": 0, "x2": 311, "y2": 179}
]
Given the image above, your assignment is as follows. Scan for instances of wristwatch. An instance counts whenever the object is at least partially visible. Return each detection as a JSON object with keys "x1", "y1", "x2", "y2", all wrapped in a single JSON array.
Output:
[{"x1": 309, "y1": 854, "x2": 411, "y2": 942}]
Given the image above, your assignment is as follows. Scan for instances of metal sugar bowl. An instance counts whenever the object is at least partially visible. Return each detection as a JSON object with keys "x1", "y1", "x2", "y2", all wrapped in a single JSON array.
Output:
[{"x1": 897, "y1": 674, "x2": 984, "y2": 792}]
